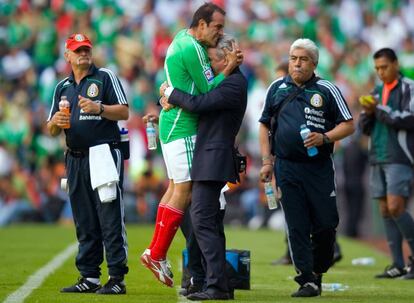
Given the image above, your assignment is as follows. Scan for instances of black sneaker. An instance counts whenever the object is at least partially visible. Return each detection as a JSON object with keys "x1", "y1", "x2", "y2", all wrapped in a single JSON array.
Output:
[
  {"x1": 60, "y1": 277, "x2": 101, "y2": 293},
  {"x1": 179, "y1": 283, "x2": 203, "y2": 296},
  {"x1": 401, "y1": 256, "x2": 414, "y2": 279},
  {"x1": 375, "y1": 265, "x2": 406, "y2": 278},
  {"x1": 96, "y1": 276, "x2": 126, "y2": 295},
  {"x1": 291, "y1": 282, "x2": 321, "y2": 297}
]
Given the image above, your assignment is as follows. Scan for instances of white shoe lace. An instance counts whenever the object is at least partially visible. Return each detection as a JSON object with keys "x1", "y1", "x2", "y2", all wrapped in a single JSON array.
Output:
[{"x1": 159, "y1": 260, "x2": 173, "y2": 278}]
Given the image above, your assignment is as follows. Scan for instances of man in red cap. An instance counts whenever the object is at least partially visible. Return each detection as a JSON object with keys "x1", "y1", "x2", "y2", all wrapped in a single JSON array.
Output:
[
  {"x1": 47, "y1": 33, "x2": 130, "y2": 295},
  {"x1": 65, "y1": 33, "x2": 93, "y2": 51}
]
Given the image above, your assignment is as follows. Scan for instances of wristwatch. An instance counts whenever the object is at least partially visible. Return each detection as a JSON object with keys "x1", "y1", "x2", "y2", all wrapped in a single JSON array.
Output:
[
  {"x1": 322, "y1": 133, "x2": 331, "y2": 144},
  {"x1": 98, "y1": 103, "x2": 104, "y2": 115}
]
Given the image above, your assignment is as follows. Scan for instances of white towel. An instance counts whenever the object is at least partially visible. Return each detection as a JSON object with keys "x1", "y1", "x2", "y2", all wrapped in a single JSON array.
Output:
[
  {"x1": 89, "y1": 144, "x2": 119, "y2": 202},
  {"x1": 219, "y1": 184, "x2": 230, "y2": 210}
]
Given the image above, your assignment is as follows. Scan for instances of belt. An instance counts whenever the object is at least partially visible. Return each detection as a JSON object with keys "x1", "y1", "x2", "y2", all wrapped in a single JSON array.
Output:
[
  {"x1": 67, "y1": 142, "x2": 120, "y2": 158},
  {"x1": 67, "y1": 149, "x2": 88, "y2": 158}
]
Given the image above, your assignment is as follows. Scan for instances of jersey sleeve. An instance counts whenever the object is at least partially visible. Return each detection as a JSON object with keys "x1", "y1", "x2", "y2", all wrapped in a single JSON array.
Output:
[
  {"x1": 321, "y1": 80, "x2": 353, "y2": 123},
  {"x1": 100, "y1": 68, "x2": 128, "y2": 106},
  {"x1": 182, "y1": 41, "x2": 224, "y2": 93}
]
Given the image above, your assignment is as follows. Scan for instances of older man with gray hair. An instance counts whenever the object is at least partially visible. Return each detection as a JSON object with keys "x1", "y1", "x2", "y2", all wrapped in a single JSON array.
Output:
[
  {"x1": 162, "y1": 33, "x2": 247, "y2": 300},
  {"x1": 258, "y1": 38, "x2": 354, "y2": 297}
]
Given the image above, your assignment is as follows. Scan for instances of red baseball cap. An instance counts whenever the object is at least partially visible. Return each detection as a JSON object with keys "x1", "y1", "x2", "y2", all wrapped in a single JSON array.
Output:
[{"x1": 65, "y1": 33, "x2": 93, "y2": 51}]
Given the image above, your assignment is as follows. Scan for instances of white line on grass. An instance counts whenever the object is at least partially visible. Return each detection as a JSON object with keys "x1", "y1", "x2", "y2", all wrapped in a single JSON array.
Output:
[
  {"x1": 3, "y1": 242, "x2": 77, "y2": 303},
  {"x1": 175, "y1": 258, "x2": 201, "y2": 303}
]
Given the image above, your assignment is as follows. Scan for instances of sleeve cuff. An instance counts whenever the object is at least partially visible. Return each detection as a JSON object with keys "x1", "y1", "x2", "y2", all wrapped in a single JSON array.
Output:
[
  {"x1": 164, "y1": 86, "x2": 174, "y2": 98},
  {"x1": 215, "y1": 73, "x2": 226, "y2": 83}
]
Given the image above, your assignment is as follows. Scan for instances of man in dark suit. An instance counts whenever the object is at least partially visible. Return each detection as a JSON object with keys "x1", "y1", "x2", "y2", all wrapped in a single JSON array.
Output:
[{"x1": 161, "y1": 34, "x2": 247, "y2": 300}]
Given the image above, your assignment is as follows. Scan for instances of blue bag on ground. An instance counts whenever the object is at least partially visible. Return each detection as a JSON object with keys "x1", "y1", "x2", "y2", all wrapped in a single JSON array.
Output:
[{"x1": 181, "y1": 248, "x2": 250, "y2": 290}]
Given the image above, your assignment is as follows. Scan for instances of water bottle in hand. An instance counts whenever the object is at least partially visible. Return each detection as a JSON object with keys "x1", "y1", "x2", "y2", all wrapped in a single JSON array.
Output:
[
  {"x1": 146, "y1": 121, "x2": 157, "y2": 150},
  {"x1": 300, "y1": 124, "x2": 318, "y2": 157},
  {"x1": 59, "y1": 96, "x2": 70, "y2": 129},
  {"x1": 264, "y1": 182, "x2": 278, "y2": 210}
]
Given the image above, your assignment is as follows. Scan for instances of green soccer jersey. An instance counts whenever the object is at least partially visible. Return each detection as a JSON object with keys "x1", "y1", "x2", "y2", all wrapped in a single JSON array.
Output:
[{"x1": 159, "y1": 29, "x2": 225, "y2": 143}]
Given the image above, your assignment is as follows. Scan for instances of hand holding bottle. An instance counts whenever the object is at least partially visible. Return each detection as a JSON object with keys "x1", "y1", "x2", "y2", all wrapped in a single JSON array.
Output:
[
  {"x1": 264, "y1": 182, "x2": 278, "y2": 209},
  {"x1": 146, "y1": 121, "x2": 157, "y2": 150},
  {"x1": 300, "y1": 124, "x2": 318, "y2": 157},
  {"x1": 58, "y1": 96, "x2": 71, "y2": 129}
]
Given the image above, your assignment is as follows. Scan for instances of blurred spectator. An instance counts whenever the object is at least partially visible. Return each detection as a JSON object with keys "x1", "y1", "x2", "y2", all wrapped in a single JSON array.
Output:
[
  {"x1": 134, "y1": 158, "x2": 165, "y2": 223},
  {"x1": 1, "y1": 0, "x2": 414, "y2": 229},
  {"x1": 399, "y1": 36, "x2": 414, "y2": 79},
  {"x1": 341, "y1": 128, "x2": 368, "y2": 238}
]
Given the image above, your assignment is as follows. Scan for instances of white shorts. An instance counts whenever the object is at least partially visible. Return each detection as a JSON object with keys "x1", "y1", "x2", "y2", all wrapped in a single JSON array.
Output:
[{"x1": 161, "y1": 135, "x2": 196, "y2": 183}]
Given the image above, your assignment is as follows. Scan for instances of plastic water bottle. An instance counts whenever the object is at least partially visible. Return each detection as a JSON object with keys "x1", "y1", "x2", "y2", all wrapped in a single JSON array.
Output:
[
  {"x1": 119, "y1": 127, "x2": 130, "y2": 160},
  {"x1": 351, "y1": 257, "x2": 375, "y2": 266},
  {"x1": 322, "y1": 283, "x2": 349, "y2": 292},
  {"x1": 300, "y1": 124, "x2": 318, "y2": 157},
  {"x1": 264, "y1": 182, "x2": 278, "y2": 210},
  {"x1": 146, "y1": 121, "x2": 157, "y2": 150},
  {"x1": 60, "y1": 178, "x2": 69, "y2": 193},
  {"x1": 59, "y1": 96, "x2": 70, "y2": 129}
]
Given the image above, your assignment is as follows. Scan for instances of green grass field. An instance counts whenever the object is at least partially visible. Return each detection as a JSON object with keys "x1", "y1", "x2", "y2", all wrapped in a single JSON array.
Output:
[{"x1": 1, "y1": 224, "x2": 413, "y2": 303}]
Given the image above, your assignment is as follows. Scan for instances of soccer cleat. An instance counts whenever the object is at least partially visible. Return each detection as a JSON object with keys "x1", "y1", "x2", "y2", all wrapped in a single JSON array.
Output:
[
  {"x1": 140, "y1": 251, "x2": 174, "y2": 287},
  {"x1": 375, "y1": 265, "x2": 406, "y2": 278},
  {"x1": 291, "y1": 282, "x2": 321, "y2": 297},
  {"x1": 60, "y1": 277, "x2": 101, "y2": 293},
  {"x1": 96, "y1": 276, "x2": 126, "y2": 294}
]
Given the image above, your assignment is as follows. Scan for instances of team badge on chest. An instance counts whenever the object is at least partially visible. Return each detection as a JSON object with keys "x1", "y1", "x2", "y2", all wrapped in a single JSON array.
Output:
[
  {"x1": 87, "y1": 83, "x2": 99, "y2": 98},
  {"x1": 310, "y1": 93, "x2": 323, "y2": 107}
]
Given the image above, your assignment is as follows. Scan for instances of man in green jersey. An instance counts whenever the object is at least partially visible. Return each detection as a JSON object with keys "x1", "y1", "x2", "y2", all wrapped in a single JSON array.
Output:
[{"x1": 140, "y1": 2, "x2": 240, "y2": 288}]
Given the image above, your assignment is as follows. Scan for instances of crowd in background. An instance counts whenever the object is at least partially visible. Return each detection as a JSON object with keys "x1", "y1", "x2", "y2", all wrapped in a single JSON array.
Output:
[{"x1": 1, "y1": 0, "x2": 414, "y2": 236}]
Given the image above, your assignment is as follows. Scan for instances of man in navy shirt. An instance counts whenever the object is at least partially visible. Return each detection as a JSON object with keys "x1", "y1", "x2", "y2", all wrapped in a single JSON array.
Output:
[
  {"x1": 47, "y1": 33, "x2": 129, "y2": 295},
  {"x1": 259, "y1": 38, "x2": 354, "y2": 297}
]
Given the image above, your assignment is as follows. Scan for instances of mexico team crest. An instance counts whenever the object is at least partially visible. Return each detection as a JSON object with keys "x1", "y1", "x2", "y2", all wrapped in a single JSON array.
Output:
[
  {"x1": 87, "y1": 83, "x2": 99, "y2": 98},
  {"x1": 75, "y1": 34, "x2": 85, "y2": 41},
  {"x1": 204, "y1": 67, "x2": 214, "y2": 84},
  {"x1": 310, "y1": 94, "x2": 323, "y2": 107}
]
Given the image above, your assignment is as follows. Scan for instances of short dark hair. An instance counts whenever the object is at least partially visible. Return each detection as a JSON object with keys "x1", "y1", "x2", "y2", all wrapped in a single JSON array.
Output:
[
  {"x1": 190, "y1": 2, "x2": 226, "y2": 28},
  {"x1": 373, "y1": 48, "x2": 398, "y2": 62},
  {"x1": 276, "y1": 61, "x2": 289, "y2": 74}
]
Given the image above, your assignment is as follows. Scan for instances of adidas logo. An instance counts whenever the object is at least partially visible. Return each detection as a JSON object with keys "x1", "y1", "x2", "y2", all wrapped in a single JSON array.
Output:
[
  {"x1": 112, "y1": 285, "x2": 123, "y2": 293},
  {"x1": 75, "y1": 282, "x2": 91, "y2": 292},
  {"x1": 330, "y1": 190, "x2": 336, "y2": 197}
]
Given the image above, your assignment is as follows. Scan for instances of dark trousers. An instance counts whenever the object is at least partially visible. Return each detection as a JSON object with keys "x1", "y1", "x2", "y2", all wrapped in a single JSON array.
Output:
[
  {"x1": 181, "y1": 204, "x2": 226, "y2": 288},
  {"x1": 190, "y1": 180, "x2": 228, "y2": 292},
  {"x1": 181, "y1": 207, "x2": 205, "y2": 286},
  {"x1": 66, "y1": 148, "x2": 128, "y2": 278},
  {"x1": 275, "y1": 158, "x2": 338, "y2": 284}
]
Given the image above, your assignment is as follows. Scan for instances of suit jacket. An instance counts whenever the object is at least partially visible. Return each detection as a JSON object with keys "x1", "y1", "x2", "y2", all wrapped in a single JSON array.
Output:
[{"x1": 169, "y1": 68, "x2": 247, "y2": 183}]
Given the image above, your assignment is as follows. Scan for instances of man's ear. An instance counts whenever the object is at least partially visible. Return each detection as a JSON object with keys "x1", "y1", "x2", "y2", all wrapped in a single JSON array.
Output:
[
  {"x1": 64, "y1": 51, "x2": 69, "y2": 62},
  {"x1": 198, "y1": 19, "x2": 207, "y2": 29}
]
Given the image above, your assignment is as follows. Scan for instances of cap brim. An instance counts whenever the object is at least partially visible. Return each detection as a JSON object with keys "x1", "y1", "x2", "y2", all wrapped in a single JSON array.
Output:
[{"x1": 68, "y1": 42, "x2": 92, "y2": 51}]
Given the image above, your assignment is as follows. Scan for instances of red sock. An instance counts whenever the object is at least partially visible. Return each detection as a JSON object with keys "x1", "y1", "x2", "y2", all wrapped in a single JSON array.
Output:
[
  {"x1": 148, "y1": 204, "x2": 166, "y2": 250},
  {"x1": 151, "y1": 205, "x2": 184, "y2": 260}
]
